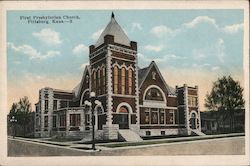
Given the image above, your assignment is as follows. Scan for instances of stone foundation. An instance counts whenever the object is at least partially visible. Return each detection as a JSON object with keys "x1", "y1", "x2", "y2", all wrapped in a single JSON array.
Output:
[
  {"x1": 139, "y1": 128, "x2": 186, "y2": 137},
  {"x1": 130, "y1": 124, "x2": 140, "y2": 134},
  {"x1": 103, "y1": 124, "x2": 119, "y2": 140}
]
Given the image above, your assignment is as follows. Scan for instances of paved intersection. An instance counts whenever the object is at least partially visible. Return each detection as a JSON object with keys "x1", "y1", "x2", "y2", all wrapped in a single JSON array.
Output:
[{"x1": 8, "y1": 136, "x2": 245, "y2": 156}]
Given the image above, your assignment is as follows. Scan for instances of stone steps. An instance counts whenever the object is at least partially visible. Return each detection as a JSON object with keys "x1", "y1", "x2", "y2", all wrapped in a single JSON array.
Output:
[
  {"x1": 191, "y1": 129, "x2": 206, "y2": 136},
  {"x1": 118, "y1": 130, "x2": 143, "y2": 142}
]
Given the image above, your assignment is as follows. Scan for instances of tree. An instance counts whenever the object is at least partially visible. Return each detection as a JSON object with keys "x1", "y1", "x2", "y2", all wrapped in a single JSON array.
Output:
[
  {"x1": 8, "y1": 96, "x2": 32, "y2": 137},
  {"x1": 9, "y1": 103, "x2": 18, "y2": 136},
  {"x1": 9, "y1": 103, "x2": 18, "y2": 117},
  {"x1": 205, "y1": 75, "x2": 244, "y2": 132},
  {"x1": 18, "y1": 96, "x2": 32, "y2": 136}
]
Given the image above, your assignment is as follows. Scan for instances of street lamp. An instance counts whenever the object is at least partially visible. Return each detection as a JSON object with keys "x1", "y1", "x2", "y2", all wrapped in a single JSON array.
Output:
[
  {"x1": 10, "y1": 116, "x2": 17, "y2": 138},
  {"x1": 84, "y1": 92, "x2": 101, "y2": 150}
]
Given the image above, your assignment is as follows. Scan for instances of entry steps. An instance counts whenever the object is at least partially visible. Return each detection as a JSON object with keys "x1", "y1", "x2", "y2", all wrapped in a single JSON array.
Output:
[
  {"x1": 191, "y1": 129, "x2": 206, "y2": 136},
  {"x1": 118, "y1": 130, "x2": 143, "y2": 142}
]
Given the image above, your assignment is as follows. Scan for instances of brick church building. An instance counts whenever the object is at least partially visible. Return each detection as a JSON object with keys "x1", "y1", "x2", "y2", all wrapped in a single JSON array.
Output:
[{"x1": 34, "y1": 13, "x2": 203, "y2": 141}]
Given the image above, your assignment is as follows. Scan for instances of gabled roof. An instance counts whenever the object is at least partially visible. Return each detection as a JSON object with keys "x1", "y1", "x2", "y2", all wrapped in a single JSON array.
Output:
[
  {"x1": 73, "y1": 65, "x2": 90, "y2": 98},
  {"x1": 138, "y1": 61, "x2": 176, "y2": 96},
  {"x1": 138, "y1": 66, "x2": 149, "y2": 86},
  {"x1": 95, "y1": 13, "x2": 131, "y2": 47}
]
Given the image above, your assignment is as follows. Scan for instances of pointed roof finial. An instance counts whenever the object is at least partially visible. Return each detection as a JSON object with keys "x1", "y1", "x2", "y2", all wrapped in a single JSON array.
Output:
[{"x1": 111, "y1": 12, "x2": 115, "y2": 19}]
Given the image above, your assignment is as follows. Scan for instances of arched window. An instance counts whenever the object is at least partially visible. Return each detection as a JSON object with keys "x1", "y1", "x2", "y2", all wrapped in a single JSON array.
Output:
[
  {"x1": 128, "y1": 69, "x2": 133, "y2": 95},
  {"x1": 114, "y1": 66, "x2": 118, "y2": 94},
  {"x1": 121, "y1": 67, "x2": 126, "y2": 94},
  {"x1": 97, "y1": 69, "x2": 101, "y2": 95},
  {"x1": 119, "y1": 106, "x2": 129, "y2": 113},
  {"x1": 102, "y1": 67, "x2": 106, "y2": 94},
  {"x1": 145, "y1": 88, "x2": 164, "y2": 101}
]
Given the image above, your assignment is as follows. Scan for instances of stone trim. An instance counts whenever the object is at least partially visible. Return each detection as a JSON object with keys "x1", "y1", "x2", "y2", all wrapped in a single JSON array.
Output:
[
  {"x1": 189, "y1": 110, "x2": 199, "y2": 129},
  {"x1": 80, "y1": 89, "x2": 89, "y2": 106},
  {"x1": 141, "y1": 101, "x2": 167, "y2": 109},
  {"x1": 111, "y1": 94, "x2": 137, "y2": 98},
  {"x1": 91, "y1": 63, "x2": 106, "y2": 73},
  {"x1": 135, "y1": 53, "x2": 140, "y2": 129},
  {"x1": 116, "y1": 102, "x2": 133, "y2": 113},
  {"x1": 184, "y1": 84, "x2": 190, "y2": 134},
  {"x1": 112, "y1": 61, "x2": 135, "y2": 71},
  {"x1": 94, "y1": 103, "x2": 104, "y2": 114},
  {"x1": 142, "y1": 85, "x2": 167, "y2": 104},
  {"x1": 108, "y1": 44, "x2": 136, "y2": 56},
  {"x1": 106, "y1": 48, "x2": 113, "y2": 126},
  {"x1": 140, "y1": 124, "x2": 181, "y2": 127},
  {"x1": 89, "y1": 45, "x2": 107, "y2": 58},
  {"x1": 112, "y1": 56, "x2": 135, "y2": 63},
  {"x1": 90, "y1": 57, "x2": 107, "y2": 66},
  {"x1": 139, "y1": 105, "x2": 177, "y2": 110}
]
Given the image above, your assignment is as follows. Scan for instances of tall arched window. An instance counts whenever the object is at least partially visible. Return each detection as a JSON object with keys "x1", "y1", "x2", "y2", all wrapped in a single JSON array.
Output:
[
  {"x1": 92, "y1": 70, "x2": 96, "y2": 93},
  {"x1": 102, "y1": 67, "x2": 106, "y2": 94},
  {"x1": 128, "y1": 69, "x2": 133, "y2": 95},
  {"x1": 97, "y1": 69, "x2": 101, "y2": 95},
  {"x1": 121, "y1": 67, "x2": 126, "y2": 94},
  {"x1": 114, "y1": 66, "x2": 118, "y2": 94}
]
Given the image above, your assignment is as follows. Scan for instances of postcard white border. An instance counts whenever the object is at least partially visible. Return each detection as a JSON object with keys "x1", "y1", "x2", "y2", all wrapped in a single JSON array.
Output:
[{"x1": 0, "y1": 1, "x2": 249, "y2": 166}]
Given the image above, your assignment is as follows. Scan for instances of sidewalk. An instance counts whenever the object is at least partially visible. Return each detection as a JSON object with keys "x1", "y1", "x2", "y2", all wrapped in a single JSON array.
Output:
[{"x1": 8, "y1": 133, "x2": 244, "y2": 152}]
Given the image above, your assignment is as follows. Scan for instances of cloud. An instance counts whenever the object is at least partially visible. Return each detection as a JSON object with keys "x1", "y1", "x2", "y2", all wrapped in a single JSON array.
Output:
[
  {"x1": 192, "y1": 49, "x2": 207, "y2": 59},
  {"x1": 8, "y1": 72, "x2": 81, "y2": 111},
  {"x1": 72, "y1": 44, "x2": 88, "y2": 55},
  {"x1": 215, "y1": 38, "x2": 225, "y2": 63},
  {"x1": 183, "y1": 16, "x2": 218, "y2": 28},
  {"x1": 131, "y1": 22, "x2": 142, "y2": 32},
  {"x1": 192, "y1": 63, "x2": 211, "y2": 69},
  {"x1": 91, "y1": 29, "x2": 104, "y2": 40},
  {"x1": 8, "y1": 42, "x2": 60, "y2": 60},
  {"x1": 184, "y1": 16, "x2": 243, "y2": 34},
  {"x1": 79, "y1": 63, "x2": 89, "y2": 70},
  {"x1": 144, "y1": 45, "x2": 163, "y2": 52},
  {"x1": 32, "y1": 28, "x2": 62, "y2": 45},
  {"x1": 192, "y1": 63, "x2": 221, "y2": 72},
  {"x1": 211, "y1": 66, "x2": 220, "y2": 71},
  {"x1": 167, "y1": 54, "x2": 187, "y2": 60},
  {"x1": 138, "y1": 53, "x2": 185, "y2": 64},
  {"x1": 222, "y1": 23, "x2": 243, "y2": 34},
  {"x1": 151, "y1": 25, "x2": 176, "y2": 38},
  {"x1": 138, "y1": 53, "x2": 151, "y2": 62},
  {"x1": 138, "y1": 53, "x2": 165, "y2": 63}
]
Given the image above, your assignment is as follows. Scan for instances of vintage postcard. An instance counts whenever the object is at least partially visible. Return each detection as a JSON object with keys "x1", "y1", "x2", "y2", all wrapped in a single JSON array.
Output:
[{"x1": 0, "y1": 1, "x2": 249, "y2": 166}]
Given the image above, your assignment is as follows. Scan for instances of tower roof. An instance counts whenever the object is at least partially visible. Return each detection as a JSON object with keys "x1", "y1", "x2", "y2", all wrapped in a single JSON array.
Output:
[{"x1": 95, "y1": 13, "x2": 131, "y2": 47}]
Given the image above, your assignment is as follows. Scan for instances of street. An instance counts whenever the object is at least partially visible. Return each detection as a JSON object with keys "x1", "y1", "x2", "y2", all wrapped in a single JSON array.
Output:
[{"x1": 8, "y1": 136, "x2": 244, "y2": 156}]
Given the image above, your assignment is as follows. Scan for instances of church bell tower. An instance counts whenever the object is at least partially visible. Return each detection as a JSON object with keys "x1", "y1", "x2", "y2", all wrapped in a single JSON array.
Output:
[{"x1": 89, "y1": 13, "x2": 140, "y2": 140}]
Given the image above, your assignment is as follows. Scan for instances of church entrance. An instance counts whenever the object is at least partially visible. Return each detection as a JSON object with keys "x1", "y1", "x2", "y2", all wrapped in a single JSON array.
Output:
[
  {"x1": 118, "y1": 106, "x2": 129, "y2": 129},
  {"x1": 190, "y1": 112, "x2": 197, "y2": 129}
]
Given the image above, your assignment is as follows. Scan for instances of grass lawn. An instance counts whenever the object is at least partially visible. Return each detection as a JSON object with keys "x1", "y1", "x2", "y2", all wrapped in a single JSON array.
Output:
[
  {"x1": 101, "y1": 133, "x2": 245, "y2": 148},
  {"x1": 47, "y1": 137, "x2": 82, "y2": 142}
]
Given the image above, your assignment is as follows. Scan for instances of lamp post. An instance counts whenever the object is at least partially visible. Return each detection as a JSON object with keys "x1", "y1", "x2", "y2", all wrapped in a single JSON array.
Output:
[
  {"x1": 10, "y1": 116, "x2": 17, "y2": 138},
  {"x1": 84, "y1": 92, "x2": 101, "y2": 151}
]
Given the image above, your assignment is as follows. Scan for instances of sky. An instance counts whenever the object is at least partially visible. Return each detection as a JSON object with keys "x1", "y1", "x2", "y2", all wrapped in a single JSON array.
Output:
[{"x1": 7, "y1": 10, "x2": 244, "y2": 112}]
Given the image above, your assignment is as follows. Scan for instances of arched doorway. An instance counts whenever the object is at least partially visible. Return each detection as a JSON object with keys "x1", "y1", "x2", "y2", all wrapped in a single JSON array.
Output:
[
  {"x1": 190, "y1": 112, "x2": 197, "y2": 129},
  {"x1": 118, "y1": 106, "x2": 129, "y2": 129}
]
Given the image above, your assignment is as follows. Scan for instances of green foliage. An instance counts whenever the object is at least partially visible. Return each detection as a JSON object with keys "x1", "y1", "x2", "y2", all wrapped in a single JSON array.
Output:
[
  {"x1": 205, "y1": 75, "x2": 244, "y2": 111},
  {"x1": 8, "y1": 96, "x2": 32, "y2": 136},
  {"x1": 205, "y1": 75, "x2": 244, "y2": 132}
]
